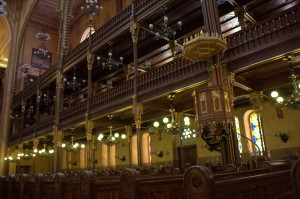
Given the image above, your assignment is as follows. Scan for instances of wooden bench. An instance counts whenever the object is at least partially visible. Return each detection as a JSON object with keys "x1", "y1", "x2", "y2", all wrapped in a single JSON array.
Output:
[
  {"x1": 292, "y1": 159, "x2": 300, "y2": 199},
  {"x1": 120, "y1": 169, "x2": 184, "y2": 199},
  {"x1": 0, "y1": 176, "x2": 9, "y2": 199},
  {"x1": 20, "y1": 174, "x2": 37, "y2": 199},
  {"x1": 54, "y1": 172, "x2": 81, "y2": 199},
  {"x1": 184, "y1": 165, "x2": 293, "y2": 199},
  {"x1": 80, "y1": 170, "x2": 120, "y2": 199}
]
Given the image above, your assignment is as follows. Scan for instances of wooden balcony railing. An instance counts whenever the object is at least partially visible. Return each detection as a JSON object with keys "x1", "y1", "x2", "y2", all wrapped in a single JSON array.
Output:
[
  {"x1": 226, "y1": 6, "x2": 300, "y2": 60},
  {"x1": 45, "y1": 59, "x2": 207, "y2": 130},
  {"x1": 36, "y1": 116, "x2": 54, "y2": 134},
  {"x1": 12, "y1": 65, "x2": 57, "y2": 108},
  {"x1": 138, "y1": 58, "x2": 207, "y2": 93}
]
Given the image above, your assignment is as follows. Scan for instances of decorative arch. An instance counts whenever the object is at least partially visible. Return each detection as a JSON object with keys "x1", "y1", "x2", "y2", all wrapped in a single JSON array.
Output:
[{"x1": 80, "y1": 27, "x2": 95, "y2": 43}]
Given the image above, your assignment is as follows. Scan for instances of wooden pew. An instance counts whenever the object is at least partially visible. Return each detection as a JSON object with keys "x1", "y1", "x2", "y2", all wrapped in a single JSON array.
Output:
[
  {"x1": 80, "y1": 170, "x2": 120, "y2": 199},
  {"x1": 37, "y1": 173, "x2": 55, "y2": 199},
  {"x1": 292, "y1": 159, "x2": 300, "y2": 199},
  {"x1": 8, "y1": 175, "x2": 21, "y2": 199},
  {"x1": 54, "y1": 172, "x2": 80, "y2": 199},
  {"x1": 20, "y1": 174, "x2": 36, "y2": 199},
  {"x1": 0, "y1": 176, "x2": 9, "y2": 199},
  {"x1": 184, "y1": 165, "x2": 293, "y2": 199},
  {"x1": 120, "y1": 169, "x2": 184, "y2": 199}
]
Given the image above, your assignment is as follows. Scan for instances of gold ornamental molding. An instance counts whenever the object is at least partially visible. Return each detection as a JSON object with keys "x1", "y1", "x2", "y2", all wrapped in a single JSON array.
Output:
[{"x1": 183, "y1": 31, "x2": 227, "y2": 61}]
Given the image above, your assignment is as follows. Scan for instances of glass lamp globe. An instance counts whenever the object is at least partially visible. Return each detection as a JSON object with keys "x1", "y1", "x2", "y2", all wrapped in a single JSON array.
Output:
[
  {"x1": 98, "y1": 134, "x2": 104, "y2": 141},
  {"x1": 277, "y1": 96, "x2": 284, "y2": 103},
  {"x1": 271, "y1": 91, "x2": 279, "y2": 98},
  {"x1": 163, "y1": 117, "x2": 169, "y2": 124},
  {"x1": 153, "y1": 121, "x2": 159, "y2": 127}
]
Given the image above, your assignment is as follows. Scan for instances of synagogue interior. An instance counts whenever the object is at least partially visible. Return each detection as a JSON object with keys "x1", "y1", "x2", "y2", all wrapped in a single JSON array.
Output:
[{"x1": 0, "y1": 0, "x2": 300, "y2": 198}]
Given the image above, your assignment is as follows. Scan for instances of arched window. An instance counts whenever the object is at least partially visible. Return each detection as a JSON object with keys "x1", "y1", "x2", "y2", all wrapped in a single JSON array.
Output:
[
  {"x1": 249, "y1": 112, "x2": 265, "y2": 155},
  {"x1": 131, "y1": 135, "x2": 138, "y2": 166},
  {"x1": 234, "y1": 116, "x2": 243, "y2": 155},
  {"x1": 80, "y1": 27, "x2": 95, "y2": 43},
  {"x1": 142, "y1": 133, "x2": 151, "y2": 164}
]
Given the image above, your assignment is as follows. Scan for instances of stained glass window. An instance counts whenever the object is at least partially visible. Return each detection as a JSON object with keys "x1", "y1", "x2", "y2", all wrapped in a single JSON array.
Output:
[
  {"x1": 249, "y1": 112, "x2": 264, "y2": 154},
  {"x1": 234, "y1": 117, "x2": 243, "y2": 155}
]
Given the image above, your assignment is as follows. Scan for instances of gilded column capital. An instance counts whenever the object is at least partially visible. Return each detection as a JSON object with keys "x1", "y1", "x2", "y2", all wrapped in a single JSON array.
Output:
[
  {"x1": 249, "y1": 91, "x2": 263, "y2": 110},
  {"x1": 130, "y1": 17, "x2": 139, "y2": 43},
  {"x1": 87, "y1": 52, "x2": 95, "y2": 70},
  {"x1": 133, "y1": 103, "x2": 143, "y2": 128},
  {"x1": 125, "y1": 125, "x2": 132, "y2": 138},
  {"x1": 85, "y1": 120, "x2": 94, "y2": 133},
  {"x1": 57, "y1": 130, "x2": 64, "y2": 147},
  {"x1": 86, "y1": 132, "x2": 93, "y2": 141}
]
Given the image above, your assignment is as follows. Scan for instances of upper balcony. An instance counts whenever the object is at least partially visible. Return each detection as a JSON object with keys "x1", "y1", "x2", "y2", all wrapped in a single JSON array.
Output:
[{"x1": 8, "y1": 0, "x2": 300, "y2": 144}]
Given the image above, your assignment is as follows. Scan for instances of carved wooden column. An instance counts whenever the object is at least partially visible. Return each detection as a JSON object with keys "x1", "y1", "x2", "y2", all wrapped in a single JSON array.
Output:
[
  {"x1": 130, "y1": 2, "x2": 142, "y2": 167},
  {"x1": 193, "y1": 63, "x2": 237, "y2": 165},
  {"x1": 234, "y1": 5, "x2": 247, "y2": 29},
  {"x1": 133, "y1": 100, "x2": 143, "y2": 167},
  {"x1": 186, "y1": 0, "x2": 239, "y2": 166},
  {"x1": 249, "y1": 91, "x2": 268, "y2": 157},
  {"x1": 125, "y1": 125, "x2": 133, "y2": 168},
  {"x1": 85, "y1": 119, "x2": 94, "y2": 169},
  {"x1": 176, "y1": 112, "x2": 185, "y2": 168},
  {"x1": 53, "y1": 0, "x2": 72, "y2": 173}
]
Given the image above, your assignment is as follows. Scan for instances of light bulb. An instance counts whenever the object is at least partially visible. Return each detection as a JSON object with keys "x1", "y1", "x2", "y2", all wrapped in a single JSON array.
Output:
[
  {"x1": 163, "y1": 117, "x2": 169, "y2": 124},
  {"x1": 114, "y1": 132, "x2": 119, "y2": 138},
  {"x1": 121, "y1": 134, "x2": 126, "y2": 139},
  {"x1": 154, "y1": 121, "x2": 159, "y2": 127},
  {"x1": 277, "y1": 97, "x2": 284, "y2": 103},
  {"x1": 271, "y1": 91, "x2": 278, "y2": 98}
]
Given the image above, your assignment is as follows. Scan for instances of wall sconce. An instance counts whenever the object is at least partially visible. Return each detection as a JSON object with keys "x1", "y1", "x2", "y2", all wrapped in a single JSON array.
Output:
[
  {"x1": 69, "y1": 160, "x2": 77, "y2": 166},
  {"x1": 116, "y1": 155, "x2": 126, "y2": 162},
  {"x1": 152, "y1": 150, "x2": 169, "y2": 158},
  {"x1": 275, "y1": 132, "x2": 289, "y2": 143},
  {"x1": 275, "y1": 104, "x2": 284, "y2": 118},
  {"x1": 89, "y1": 159, "x2": 97, "y2": 164}
]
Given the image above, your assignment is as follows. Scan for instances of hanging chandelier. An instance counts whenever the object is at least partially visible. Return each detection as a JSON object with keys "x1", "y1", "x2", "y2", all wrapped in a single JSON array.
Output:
[
  {"x1": 96, "y1": 42, "x2": 123, "y2": 70},
  {"x1": 19, "y1": 63, "x2": 32, "y2": 74},
  {"x1": 62, "y1": 137, "x2": 85, "y2": 153},
  {"x1": 38, "y1": 144, "x2": 54, "y2": 157},
  {"x1": 34, "y1": 48, "x2": 51, "y2": 61},
  {"x1": 24, "y1": 100, "x2": 35, "y2": 118},
  {"x1": 81, "y1": 0, "x2": 103, "y2": 16},
  {"x1": 148, "y1": 7, "x2": 182, "y2": 41},
  {"x1": 41, "y1": 89, "x2": 55, "y2": 105},
  {"x1": 152, "y1": 94, "x2": 196, "y2": 138},
  {"x1": 0, "y1": 0, "x2": 7, "y2": 16},
  {"x1": 36, "y1": 32, "x2": 50, "y2": 42},
  {"x1": 97, "y1": 115, "x2": 126, "y2": 146},
  {"x1": 270, "y1": 55, "x2": 300, "y2": 110},
  {"x1": 4, "y1": 149, "x2": 36, "y2": 161},
  {"x1": 64, "y1": 68, "x2": 86, "y2": 91},
  {"x1": 153, "y1": 111, "x2": 195, "y2": 138}
]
